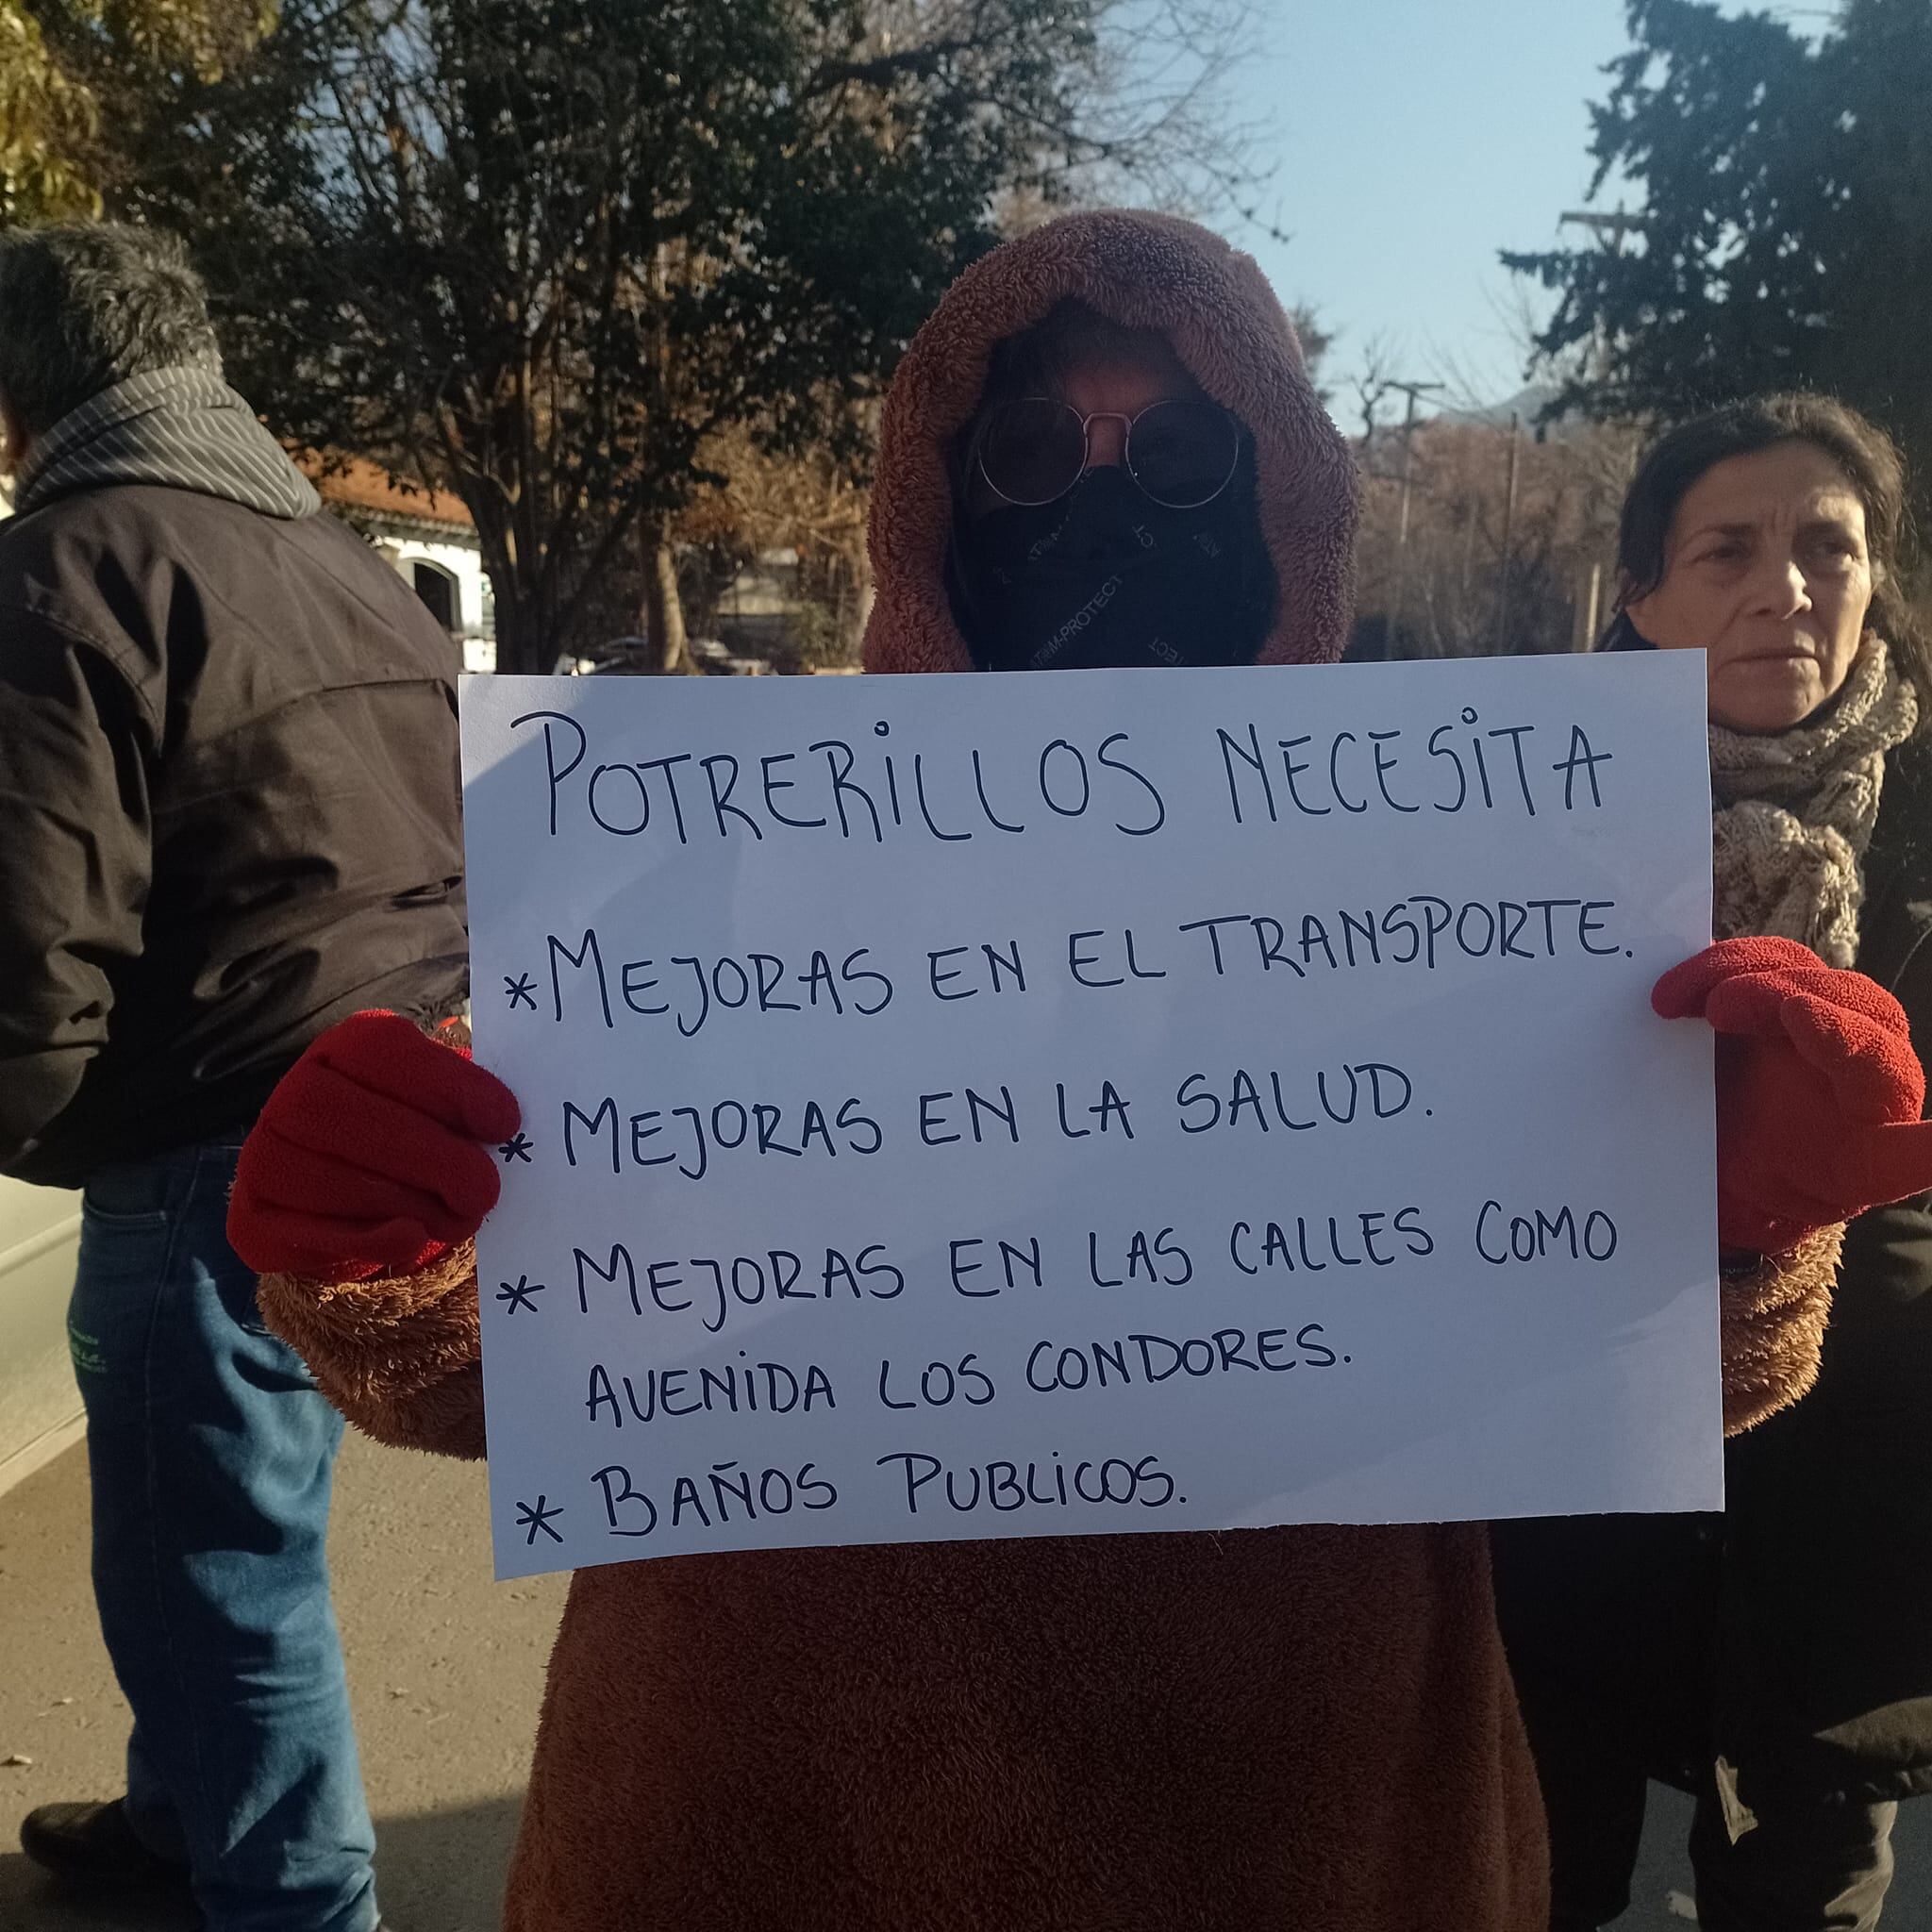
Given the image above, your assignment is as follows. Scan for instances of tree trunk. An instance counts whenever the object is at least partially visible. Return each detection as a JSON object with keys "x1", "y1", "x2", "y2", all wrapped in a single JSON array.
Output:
[
  {"x1": 644, "y1": 525, "x2": 690, "y2": 674},
  {"x1": 467, "y1": 514, "x2": 553, "y2": 676},
  {"x1": 489, "y1": 590, "x2": 553, "y2": 676}
]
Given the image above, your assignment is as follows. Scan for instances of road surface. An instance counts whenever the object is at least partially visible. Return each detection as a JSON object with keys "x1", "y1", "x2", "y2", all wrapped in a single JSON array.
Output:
[{"x1": 2, "y1": 1433, "x2": 1924, "y2": 1928}]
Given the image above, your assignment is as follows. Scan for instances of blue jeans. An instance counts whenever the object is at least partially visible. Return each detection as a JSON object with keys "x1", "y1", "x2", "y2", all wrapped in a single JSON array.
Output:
[{"x1": 68, "y1": 1140, "x2": 378, "y2": 1932}]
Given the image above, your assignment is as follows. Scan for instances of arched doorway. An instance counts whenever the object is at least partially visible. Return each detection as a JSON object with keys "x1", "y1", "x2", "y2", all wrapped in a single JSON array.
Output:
[{"x1": 411, "y1": 559, "x2": 459, "y2": 634}]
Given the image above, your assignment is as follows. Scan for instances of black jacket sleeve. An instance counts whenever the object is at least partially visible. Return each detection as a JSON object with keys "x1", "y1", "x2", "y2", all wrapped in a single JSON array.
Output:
[{"x1": 0, "y1": 611, "x2": 153, "y2": 1175}]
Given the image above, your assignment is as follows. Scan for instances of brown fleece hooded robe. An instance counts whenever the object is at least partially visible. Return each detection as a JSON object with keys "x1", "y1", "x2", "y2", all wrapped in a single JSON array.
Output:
[{"x1": 258, "y1": 210, "x2": 1839, "y2": 1932}]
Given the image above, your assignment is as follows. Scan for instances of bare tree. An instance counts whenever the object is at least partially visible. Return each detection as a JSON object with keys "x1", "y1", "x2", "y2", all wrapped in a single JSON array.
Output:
[
  {"x1": 1350, "y1": 331, "x2": 1402, "y2": 455},
  {"x1": 1351, "y1": 411, "x2": 1648, "y2": 660}
]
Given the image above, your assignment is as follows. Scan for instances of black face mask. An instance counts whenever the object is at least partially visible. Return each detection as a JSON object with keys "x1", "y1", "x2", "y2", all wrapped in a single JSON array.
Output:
[{"x1": 947, "y1": 462, "x2": 1277, "y2": 673}]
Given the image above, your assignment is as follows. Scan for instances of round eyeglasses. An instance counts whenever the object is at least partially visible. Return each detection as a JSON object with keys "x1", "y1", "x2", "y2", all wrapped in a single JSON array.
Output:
[{"x1": 975, "y1": 396, "x2": 1243, "y2": 510}]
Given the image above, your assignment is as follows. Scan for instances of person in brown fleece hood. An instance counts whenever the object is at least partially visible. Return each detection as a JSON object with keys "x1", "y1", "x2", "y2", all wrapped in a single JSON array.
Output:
[
  {"x1": 868, "y1": 208, "x2": 1353, "y2": 678},
  {"x1": 223, "y1": 210, "x2": 1856, "y2": 1932}
]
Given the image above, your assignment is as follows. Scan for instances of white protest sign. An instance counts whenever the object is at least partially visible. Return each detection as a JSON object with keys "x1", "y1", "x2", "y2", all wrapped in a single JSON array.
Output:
[{"x1": 460, "y1": 654, "x2": 1719, "y2": 1581}]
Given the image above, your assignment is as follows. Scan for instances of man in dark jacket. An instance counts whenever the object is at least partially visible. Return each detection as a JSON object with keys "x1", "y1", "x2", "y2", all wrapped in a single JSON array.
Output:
[{"x1": 0, "y1": 222, "x2": 466, "y2": 1932}]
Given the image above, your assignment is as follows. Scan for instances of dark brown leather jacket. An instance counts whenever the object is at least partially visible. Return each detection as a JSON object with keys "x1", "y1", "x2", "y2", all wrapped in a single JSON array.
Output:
[{"x1": 0, "y1": 478, "x2": 467, "y2": 1186}]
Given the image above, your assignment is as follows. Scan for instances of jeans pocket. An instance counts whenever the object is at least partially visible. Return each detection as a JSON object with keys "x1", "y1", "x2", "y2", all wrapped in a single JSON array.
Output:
[
  {"x1": 80, "y1": 1161, "x2": 174, "y2": 1228},
  {"x1": 72, "y1": 1171, "x2": 178, "y2": 1383}
]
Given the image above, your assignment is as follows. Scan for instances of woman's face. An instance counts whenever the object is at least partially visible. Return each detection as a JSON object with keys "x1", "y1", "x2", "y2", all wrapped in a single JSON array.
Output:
[{"x1": 1625, "y1": 441, "x2": 1875, "y2": 733}]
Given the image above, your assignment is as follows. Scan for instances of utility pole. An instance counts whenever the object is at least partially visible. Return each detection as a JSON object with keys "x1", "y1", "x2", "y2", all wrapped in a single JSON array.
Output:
[
  {"x1": 1495, "y1": 411, "x2": 1522, "y2": 653},
  {"x1": 1574, "y1": 559, "x2": 1603, "y2": 653},
  {"x1": 1559, "y1": 206, "x2": 1642, "y2": 382},
  {"x1": 1558, "y1": 205, "x2": 1642, "y2": 258},
  {"x1": 1560, "y1": 208, "x2": 1641, "y2": 650},
  {"x1": 1457, "y1": 501, "x2": 1479, "y2": 652},
  {"x1": 1387, "y1": 377, "x2": 1442, "y2": 649}
]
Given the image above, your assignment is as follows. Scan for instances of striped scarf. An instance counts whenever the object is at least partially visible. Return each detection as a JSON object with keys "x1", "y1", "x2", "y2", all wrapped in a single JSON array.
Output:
[{"x1": 13, "y1": 362, "x2": 319, "y2": 521}]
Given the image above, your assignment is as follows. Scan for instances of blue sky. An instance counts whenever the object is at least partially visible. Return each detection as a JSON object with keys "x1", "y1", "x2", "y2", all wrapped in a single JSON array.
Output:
[{"x1": 1224, "y1": 1, "x2": 1764, "y2": 413}]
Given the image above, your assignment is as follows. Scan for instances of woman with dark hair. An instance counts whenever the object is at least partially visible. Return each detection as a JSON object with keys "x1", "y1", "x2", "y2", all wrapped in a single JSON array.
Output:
[{"x1": 1496, "y1": 393, "x2": 1932, "y2": 1932}]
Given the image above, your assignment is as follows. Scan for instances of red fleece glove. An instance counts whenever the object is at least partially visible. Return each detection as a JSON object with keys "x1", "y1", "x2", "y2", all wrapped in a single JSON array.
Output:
[
  {"x1": 228, "y1": 1011, "x2": 521, "y2": 1283},
  {"x1": 1654, "y1": 937, "x2": 1932, "y2": 1256}
]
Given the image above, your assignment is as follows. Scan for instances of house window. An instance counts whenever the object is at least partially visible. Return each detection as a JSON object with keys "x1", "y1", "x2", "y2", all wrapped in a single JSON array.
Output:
[{"x1": 412, "y1": 560, "x2": 458, "y2": 633}]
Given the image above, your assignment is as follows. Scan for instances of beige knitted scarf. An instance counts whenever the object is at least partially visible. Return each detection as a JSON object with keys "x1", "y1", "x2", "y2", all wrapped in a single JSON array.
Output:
[{"x1": 1709, "y1": 634, "x2": 1919, "y2": 965}]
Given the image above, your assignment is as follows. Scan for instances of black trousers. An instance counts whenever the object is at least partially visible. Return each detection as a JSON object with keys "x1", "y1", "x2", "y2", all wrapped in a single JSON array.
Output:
[
  {"x1": 1495, "y1": 1514, "x2": 1903, "y2": 1929},
  {"x1": 1534, "y1": 1707, "x2": 1897, "y2": 1931}
]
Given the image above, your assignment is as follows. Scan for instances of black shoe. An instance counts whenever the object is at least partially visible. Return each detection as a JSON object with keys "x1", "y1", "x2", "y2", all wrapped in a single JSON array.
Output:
[{"x1": 19, "y1": 1799, "x2": 192, "y2": 1891}]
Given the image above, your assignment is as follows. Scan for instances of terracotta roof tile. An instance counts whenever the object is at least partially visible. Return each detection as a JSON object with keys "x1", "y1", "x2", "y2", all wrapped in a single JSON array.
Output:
[{"x1": 296, "y1": 453, "x2": 475, "y2": 528}]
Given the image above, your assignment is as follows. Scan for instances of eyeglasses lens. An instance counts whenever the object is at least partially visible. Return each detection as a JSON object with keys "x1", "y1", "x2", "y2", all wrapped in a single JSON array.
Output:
[
  {"x1": 1127, "y1": 399, "x2": 1241, "y2": 508},
  {"x1": 978, "y1": 400, "x2": 1089, "y2": 507}
]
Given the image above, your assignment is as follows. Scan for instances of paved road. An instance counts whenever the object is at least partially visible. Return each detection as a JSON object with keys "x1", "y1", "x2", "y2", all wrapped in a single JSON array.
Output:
[{"x1": 2, "y1": 1432, "x2": 1925, "y2": 1928}]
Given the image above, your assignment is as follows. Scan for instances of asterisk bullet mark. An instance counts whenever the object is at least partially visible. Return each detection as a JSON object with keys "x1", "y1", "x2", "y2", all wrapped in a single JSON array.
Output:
[
  {"x1": 499, "y1": 1132, "x2": 533, "y2": 1164},
  {"x1": 496, "y1": 1274, "x2": 545, "y2": 1315},
  {"x1": 504, "y1": 973, "x2": 538, "y2": 1010},
  {"x1": 515, "y1": 1495, "x2": 564, "y2": 1545}
]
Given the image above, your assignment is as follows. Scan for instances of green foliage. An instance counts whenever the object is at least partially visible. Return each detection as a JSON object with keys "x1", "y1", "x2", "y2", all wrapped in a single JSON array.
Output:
[
  {"x1": 1, "y1": 4, "x2": 97, "y2": 219},
  {"x1": 110, "y1": 0, "x2": 1265, "y2": 669},
  {"x1": 1, "y1": 0, "x2": 267, "y2": 221},
  {"x1": 1505, "y1": 0, "x2": 1932, "y2": 520}
]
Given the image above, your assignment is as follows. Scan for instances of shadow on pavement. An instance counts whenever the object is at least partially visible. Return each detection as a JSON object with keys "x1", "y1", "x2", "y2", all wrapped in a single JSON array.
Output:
[
  {"x1": 0, "y1": 1794, "x2": 525, "y2": 1932},
  {"x1": 0, "y1": 1853, "x2": 198, "y2": 1932},
  {"x1": 374, "y1": 1794, "x2": 525, "y2": 1932}
]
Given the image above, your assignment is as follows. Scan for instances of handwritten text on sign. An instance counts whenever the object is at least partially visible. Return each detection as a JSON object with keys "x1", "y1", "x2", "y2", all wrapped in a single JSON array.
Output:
[{"x1": 461, "y1": 656, "x2": 1719, "y2": 1580}]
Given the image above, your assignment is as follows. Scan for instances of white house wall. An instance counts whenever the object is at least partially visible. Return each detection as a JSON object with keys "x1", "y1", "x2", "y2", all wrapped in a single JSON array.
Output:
[{"x1": 382, "y1": 535, "x2": 497, "y2": 673}]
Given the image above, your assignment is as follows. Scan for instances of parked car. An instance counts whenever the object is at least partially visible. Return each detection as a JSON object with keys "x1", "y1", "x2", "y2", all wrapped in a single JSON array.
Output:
[{"x1": 554, "y1": 636, "x2": 773, "y2": 676}]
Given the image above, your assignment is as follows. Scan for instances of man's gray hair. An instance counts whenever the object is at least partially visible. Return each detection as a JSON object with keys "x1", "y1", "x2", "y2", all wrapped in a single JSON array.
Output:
[{"x1": 0, "y1": 223, "x2": 221, "y2": 437}]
